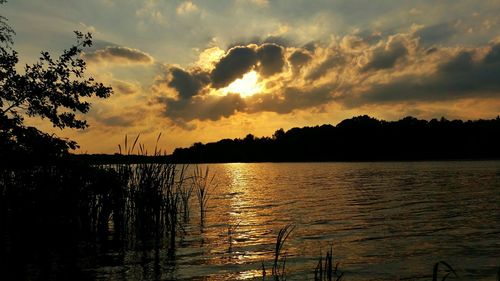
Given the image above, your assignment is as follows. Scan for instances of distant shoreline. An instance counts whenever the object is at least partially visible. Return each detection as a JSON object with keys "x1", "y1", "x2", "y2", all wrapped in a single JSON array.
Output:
[
  {"x1": 74, "y1": 115, "x2": 500, "y2": 165},
  {"x1": 71, "y1": 154, "x2": 500, "y2": 165}
]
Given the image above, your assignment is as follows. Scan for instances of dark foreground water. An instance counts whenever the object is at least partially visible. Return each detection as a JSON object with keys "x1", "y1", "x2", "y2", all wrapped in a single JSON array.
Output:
[{"x1": 5, "y1": 161, "x2": 500, "y2": 280}]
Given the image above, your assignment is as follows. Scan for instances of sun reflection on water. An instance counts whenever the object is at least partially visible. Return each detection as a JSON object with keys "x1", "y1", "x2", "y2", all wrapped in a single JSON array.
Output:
[{"x1": 57, "y1": 162, "x2": 500, "y2": 280}]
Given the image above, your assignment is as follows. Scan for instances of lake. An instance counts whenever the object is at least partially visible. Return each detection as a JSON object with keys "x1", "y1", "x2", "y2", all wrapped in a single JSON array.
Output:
[{"x1": 11, "y1": 161, "x2": 500, "y2": 280}]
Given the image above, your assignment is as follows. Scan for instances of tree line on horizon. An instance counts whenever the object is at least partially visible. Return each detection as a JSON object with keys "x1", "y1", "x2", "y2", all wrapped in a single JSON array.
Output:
[{"x1": 170, "y1": 115, "x2": 500, "y2": 163}]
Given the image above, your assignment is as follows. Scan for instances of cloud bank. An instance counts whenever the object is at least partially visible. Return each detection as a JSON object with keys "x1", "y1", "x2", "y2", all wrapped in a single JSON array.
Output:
[{"x1": 149, "y1": 28, "x2": 500, "y2": 128}]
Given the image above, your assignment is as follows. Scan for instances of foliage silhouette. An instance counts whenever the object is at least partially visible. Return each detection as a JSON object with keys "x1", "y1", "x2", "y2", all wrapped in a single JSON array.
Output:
[
  {"x1": 171, "y1": 115, "x2": 500, "y2": 163},
  {"x1": 0, "y1": 3, "x2": 112, "y2": 165},
  {"x1": 0, "y1": 1, "x2": 14, "y2": 45}
]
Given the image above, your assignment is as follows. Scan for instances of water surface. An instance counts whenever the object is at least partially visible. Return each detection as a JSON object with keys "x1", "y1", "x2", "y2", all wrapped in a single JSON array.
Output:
[{"x1": 13, "y1": 161, "x2": 500, "y2": 280}]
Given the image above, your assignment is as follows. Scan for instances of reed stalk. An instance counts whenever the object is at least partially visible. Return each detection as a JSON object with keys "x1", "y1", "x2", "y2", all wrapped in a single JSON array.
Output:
[
  {"x1": 314, "y1": 245, "x2": 343, "y2": 281},
  {"x1": 432, "y1": 261, "x2": 458, "y2": 281},
  {"x1": 272, "y1": 224, "x2": 295, "y2": 279},
  {"x1": 192, "y1": 165, "x2": 216, "y2": 225}
]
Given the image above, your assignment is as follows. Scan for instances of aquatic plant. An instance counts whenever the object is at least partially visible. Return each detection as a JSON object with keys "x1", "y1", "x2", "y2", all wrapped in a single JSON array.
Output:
[
  {"x1": 177, "y1": 164, "x2": 193, "y2": 221},
  {"x1": 260, "y1": 224, "x2": 295, "y2": 280},
  {"x1": 192, "y1": 165, "x2": 217, "y2": 225},
  {"x1": 112, "y1": 134, "x2": 191, "y2": 254},
  {"x1": 314, "y1": 245, "x2": 343, "y2": 281},
  {"x1": 432, "y1": 261, "x2": 458, "y2": 281}
]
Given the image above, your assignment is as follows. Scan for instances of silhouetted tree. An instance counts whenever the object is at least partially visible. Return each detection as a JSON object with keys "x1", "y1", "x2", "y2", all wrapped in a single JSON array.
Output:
[
  {"x1": 0, "y1": 2, "x2": 112, "y2": 164},
  {"x1": 171, "y1": 115, "x2": 500, "y2": 163},
  {"x1": 273, "y1": 128, "x2": 285, "y2": 140},
  {"x1": 244, "y1": 133, "x2": 255, "y2": 142},
  {"x1": 0, "y1": 1, "x2": 14, "y2": 45}
]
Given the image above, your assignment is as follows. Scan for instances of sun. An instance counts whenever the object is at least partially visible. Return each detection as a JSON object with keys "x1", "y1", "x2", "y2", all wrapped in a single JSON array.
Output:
[{"x1": 222, "y1": 71, "x2": 263, "y2": 97}]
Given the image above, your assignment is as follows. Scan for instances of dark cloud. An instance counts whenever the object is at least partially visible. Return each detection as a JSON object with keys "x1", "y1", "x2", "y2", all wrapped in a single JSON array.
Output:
[
  {"x1": 160, "y1": 83, "x2": 334, "y2": 124},
  {"x1": 210, "y1": 43, "x2": 288, "y2": 88},
  {"x1": 484, "y1": 43, "x2": 500, "y2": 64},
  {"x1": 169, "y1": 67, "x2": 210, "y2": 99},
  {"x1": 256, "y1": 43, "x2": 285, "y2": 77},
  {"x1": 288, "y1": 49, "x2": 312, "y2": 72},
  {"x1": 438, "y1": 51, "x2": 474, "y2": 73},
  {"x1": 346, "y1": 50, "x2": 500, "y2": 106},
  {"x1": 306, "y1": 54, "x2": 344, "y2": 81},
  {"x1": 361, "y1": 39, "x2": 408, "y2": 72},
  {"x1": 85, "y1": 46, "x2": 154, "y2": 64},
  {"x1": 154, "y1": 42, "x2": 340, "y2": 125},
  {"x1": 155, "y1": 37, "x2": 500, "y2": 127},
  {"x1": 161, "y1": 93, "x2": 246, "y2": 122},
  {"x1": 210, "y1": 46, "x2": 258, "y2": 88},
  {"x1": 248, "y1": 85, "x2": 334, "y2": 114}
]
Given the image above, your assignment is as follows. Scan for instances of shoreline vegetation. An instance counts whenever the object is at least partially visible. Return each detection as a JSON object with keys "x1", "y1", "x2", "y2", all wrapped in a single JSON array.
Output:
[{"x1": 74, "y1": 115, "x2": 500, "y2": 164}]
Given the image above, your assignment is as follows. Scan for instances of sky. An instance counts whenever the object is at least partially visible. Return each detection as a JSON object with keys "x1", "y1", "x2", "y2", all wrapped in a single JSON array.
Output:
[{"x1": 2, "y1": 0, "x2": 500, "y2": 153}]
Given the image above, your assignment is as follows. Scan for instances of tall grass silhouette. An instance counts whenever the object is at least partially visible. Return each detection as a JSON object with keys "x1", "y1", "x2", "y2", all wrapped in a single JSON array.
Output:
[
  {"x1": 192, "y1": 165, "x2": 217, "y2": 226},
  {"x1": 261, "y1": 224, "x2": 295, "y2": 280},
  {"x1": 314, "y1": 246, "x2": 343, "y2": 281},
  {"x1": 432, "y1": 261, "x2": 458, "y2": 281},
  {"x1": 110, "y1": 134, "x2": 194, "y2": 253}
]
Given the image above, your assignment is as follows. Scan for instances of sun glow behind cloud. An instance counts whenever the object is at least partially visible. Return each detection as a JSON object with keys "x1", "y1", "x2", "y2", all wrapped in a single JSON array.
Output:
[{"x1": 221, "y1": 71, "x2": 263, "y2": 97}]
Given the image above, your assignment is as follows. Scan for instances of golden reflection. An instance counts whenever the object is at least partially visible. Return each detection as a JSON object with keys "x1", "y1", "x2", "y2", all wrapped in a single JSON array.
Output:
[
  {"x1": 221, "y1": 163, "x2": 275, "y2": 270},
  {"x1": 232, "y1": 269, "x2": 263, "y2": 280}
]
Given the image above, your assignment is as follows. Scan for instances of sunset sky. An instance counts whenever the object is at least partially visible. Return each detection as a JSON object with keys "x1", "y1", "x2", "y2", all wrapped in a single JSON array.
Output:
[{"x1": 3, "y1": 0, "x2": 500, "y2": 153}]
